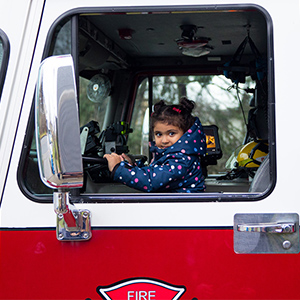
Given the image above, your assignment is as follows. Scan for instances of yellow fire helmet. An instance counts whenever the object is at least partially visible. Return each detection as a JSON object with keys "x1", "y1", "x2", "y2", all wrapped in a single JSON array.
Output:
[{"x1": 237, "y1": 140, "x2": 268, "y2": 168}]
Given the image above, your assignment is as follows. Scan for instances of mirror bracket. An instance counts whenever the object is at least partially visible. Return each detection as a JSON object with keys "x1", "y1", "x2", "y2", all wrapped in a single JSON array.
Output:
[{"x1": 54, "y1": 192, "x2": 92, "y2": 241}]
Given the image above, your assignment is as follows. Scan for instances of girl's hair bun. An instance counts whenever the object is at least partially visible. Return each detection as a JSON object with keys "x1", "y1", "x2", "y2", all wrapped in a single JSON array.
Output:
[
  {"x1": 153, "y1": 100, "x2": 166, "y2": 112},
  {"x1": 151, "y1": 97, "x2": 195, "y2": 132},
  {"x1": 180, "y1": 96, "x2": 195, "y2": 113}
]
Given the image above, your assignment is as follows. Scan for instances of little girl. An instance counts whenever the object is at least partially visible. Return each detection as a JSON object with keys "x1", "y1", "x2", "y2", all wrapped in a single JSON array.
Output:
[{"x1": 104, "y1": 97, "x2": 206, "y2": 192}]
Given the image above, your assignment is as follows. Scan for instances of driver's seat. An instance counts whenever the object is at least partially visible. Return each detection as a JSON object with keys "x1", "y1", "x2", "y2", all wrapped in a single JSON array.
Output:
[{"x1": 249, "y1": 154, "x2": 270, "y2": 192}]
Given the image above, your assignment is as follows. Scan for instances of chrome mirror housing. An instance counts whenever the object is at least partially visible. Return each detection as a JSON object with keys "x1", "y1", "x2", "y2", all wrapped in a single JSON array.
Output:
[
  {"x1": 35, "y1": 55, "x2": 91, "y2": 241},
  {"x1": 35, "y1": 54, "x2": 83, "y2": 189}
]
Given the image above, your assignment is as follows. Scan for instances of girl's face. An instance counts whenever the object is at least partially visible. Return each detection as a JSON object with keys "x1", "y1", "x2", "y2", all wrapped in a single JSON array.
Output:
[{"x1": 153, "y1": 122, "x2": 184, "y2": 149}]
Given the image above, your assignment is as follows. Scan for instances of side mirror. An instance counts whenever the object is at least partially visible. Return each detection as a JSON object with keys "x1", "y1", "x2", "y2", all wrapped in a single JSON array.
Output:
[
  {"x1": 35, "y1": 55, "x2": 91, "y2": 241},
  {"x1": 35, "y1": 55, "x2": 83, "y2": 189}
]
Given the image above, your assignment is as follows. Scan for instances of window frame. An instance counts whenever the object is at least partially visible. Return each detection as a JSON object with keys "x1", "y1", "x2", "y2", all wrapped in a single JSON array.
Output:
[{"x1": 17, "y1": 4, "x2": 276, "y2": 204}]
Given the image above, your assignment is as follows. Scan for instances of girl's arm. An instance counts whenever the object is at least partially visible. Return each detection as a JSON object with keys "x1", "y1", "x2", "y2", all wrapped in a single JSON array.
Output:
[{"x1": 113, "y1": 159, "x2": 191, "y2": 192}]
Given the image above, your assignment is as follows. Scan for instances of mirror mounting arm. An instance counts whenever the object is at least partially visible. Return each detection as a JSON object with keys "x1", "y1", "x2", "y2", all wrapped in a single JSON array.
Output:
[{"x1": 54, "y1": 191, "x2": 92, "y2": 241}]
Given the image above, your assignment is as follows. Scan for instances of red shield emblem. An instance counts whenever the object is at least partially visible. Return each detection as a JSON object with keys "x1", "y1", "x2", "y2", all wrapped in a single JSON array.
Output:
[{"x1": 97, "y1": 278, "x2": 186, "y2": 300}]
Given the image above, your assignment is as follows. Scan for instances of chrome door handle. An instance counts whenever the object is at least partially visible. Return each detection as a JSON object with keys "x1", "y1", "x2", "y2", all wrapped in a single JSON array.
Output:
[
  {"x1": 234, "y1": 214, "x2": 299, "y2": 254},
  {"x1": 237, "y1": 222, "x2": 296, "y2": 233}
]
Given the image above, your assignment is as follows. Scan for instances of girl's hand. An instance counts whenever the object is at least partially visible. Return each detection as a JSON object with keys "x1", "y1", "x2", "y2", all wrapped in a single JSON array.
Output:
[
  {"x1": 120, "y1": 153, "x2": 134, "y2": 165},
  {"x1": 104, "y1": 152, "x2": 122, "y2": 172}
]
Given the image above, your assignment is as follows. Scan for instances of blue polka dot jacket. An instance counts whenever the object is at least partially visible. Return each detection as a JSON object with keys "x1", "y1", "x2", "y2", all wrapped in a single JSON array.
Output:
[{"x1": 112, "y1": 117, "x2": 206, "y2": 193}]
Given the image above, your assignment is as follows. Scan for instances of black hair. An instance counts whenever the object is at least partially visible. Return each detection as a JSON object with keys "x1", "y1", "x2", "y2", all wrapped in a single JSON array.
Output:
[{"x1": 151, "y1": 96, "x2": 196, "y2": 133}]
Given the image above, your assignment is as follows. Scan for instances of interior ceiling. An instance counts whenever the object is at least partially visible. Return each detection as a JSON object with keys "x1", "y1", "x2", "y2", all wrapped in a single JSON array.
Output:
[{"x1": 85, "y1": 9, "x2": 267, "y2": 60}]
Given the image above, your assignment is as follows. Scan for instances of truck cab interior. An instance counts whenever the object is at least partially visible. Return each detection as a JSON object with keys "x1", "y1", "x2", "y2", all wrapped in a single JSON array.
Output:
[{"x1": 20, "y1": 4, "x2": 274, "y2": 201}]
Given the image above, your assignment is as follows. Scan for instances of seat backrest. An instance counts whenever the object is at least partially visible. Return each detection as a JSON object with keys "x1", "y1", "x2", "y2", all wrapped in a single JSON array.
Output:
[{"x1": 249, "y1": 154, "x2": 270, "y2": 192}]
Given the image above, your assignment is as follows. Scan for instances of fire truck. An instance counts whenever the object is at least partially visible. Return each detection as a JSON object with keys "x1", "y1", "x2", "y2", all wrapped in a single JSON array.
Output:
[{"x1": 1, "y1": 0, "x2": 299, "y2": 299}]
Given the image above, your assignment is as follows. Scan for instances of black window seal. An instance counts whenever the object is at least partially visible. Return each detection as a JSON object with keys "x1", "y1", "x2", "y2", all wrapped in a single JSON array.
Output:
[
  {"x1": 0, "y1": 28, "x2": 10, "y2": 100},
  {"x1": 17, "y1": 3, "x2": 276, "y2": 204}
]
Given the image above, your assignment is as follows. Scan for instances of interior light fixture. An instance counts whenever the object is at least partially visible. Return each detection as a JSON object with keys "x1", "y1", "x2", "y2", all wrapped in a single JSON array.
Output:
[{"x1": 176, "y1": 24, "x2": 212, "y2": 57}]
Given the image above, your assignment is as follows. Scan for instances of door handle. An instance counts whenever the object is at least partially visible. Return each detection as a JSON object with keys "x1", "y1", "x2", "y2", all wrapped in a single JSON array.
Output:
[
  {"x1": 234, "y1": 214, "x2": 299, "y2": 254},
  {"x1": 237, "y1": 222, "x2": 296, "y2": 233}
]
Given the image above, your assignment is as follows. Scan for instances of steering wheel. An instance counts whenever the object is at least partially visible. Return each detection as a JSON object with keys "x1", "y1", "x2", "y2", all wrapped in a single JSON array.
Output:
[{"x1": 82, "y1": 156, "x2": 108, "y2": 166}]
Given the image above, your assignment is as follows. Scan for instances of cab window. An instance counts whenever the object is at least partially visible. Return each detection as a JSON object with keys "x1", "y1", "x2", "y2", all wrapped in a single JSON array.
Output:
[{"x1": 19, "y1": 5, "x2": 274, "y2": 201}]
